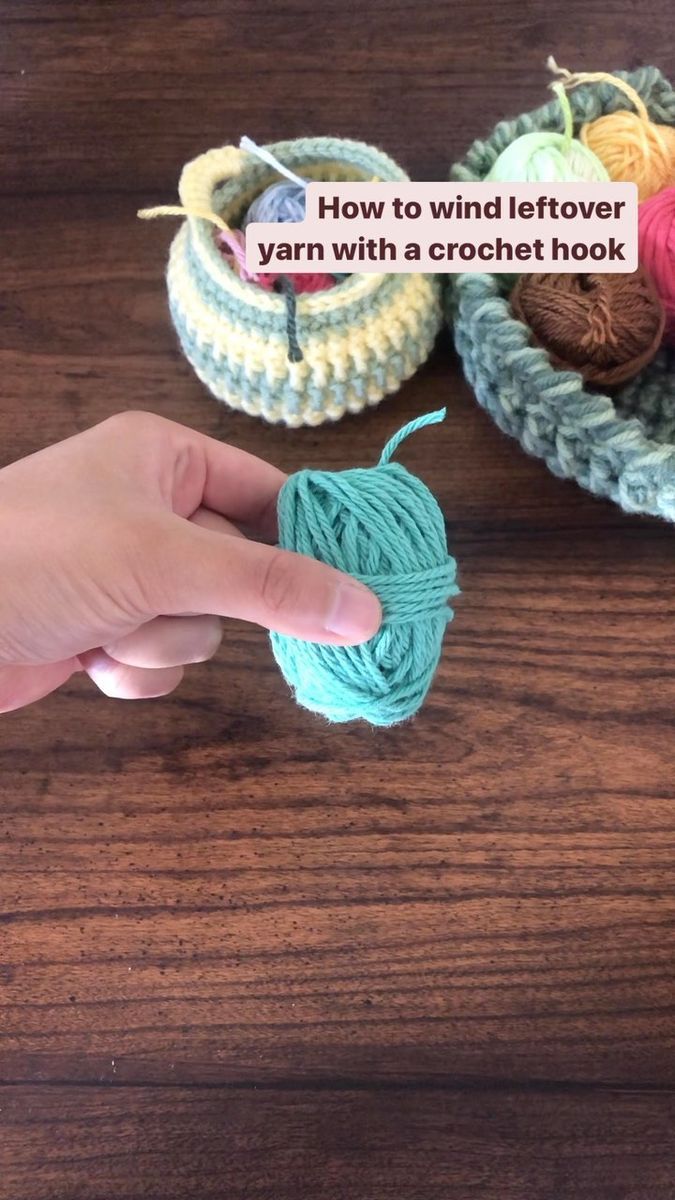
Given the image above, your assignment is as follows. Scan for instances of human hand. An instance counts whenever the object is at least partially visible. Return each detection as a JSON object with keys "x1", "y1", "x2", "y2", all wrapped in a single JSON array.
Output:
[{"x1": 0, "y1": 412, "x2": 381, "y2": 713}]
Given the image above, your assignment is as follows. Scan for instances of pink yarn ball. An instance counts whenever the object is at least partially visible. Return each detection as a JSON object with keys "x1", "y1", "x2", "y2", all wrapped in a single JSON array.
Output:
[
  {"x1": 639, "y1": 186, "x2": 675, "y2": 344},
  {"x1": 213, "y1": 227, "x2": 337, "y2": 294},
  {"x1": 257, "y1": 272, "x2": 337, "y2": 294},
  {"x1": 214, "y1": 228, "x2": 258, "y2": 282}
]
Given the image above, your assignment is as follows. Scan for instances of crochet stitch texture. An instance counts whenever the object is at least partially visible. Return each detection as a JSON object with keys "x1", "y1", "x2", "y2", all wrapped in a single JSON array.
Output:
[
  {"x1": 448, "y1": 68, "x2": 675, "y2": 520},
  {"x1": 167, "y1": 137, "x2": 443, "y2": 427}
]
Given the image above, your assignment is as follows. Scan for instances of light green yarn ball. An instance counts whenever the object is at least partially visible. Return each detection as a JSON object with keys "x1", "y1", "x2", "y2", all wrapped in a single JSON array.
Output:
[
  {"x1": 485, "y1": 129, "x2": 610, "y2": 182},
  {"x1": 483, "y1": 83, "x2": 608, "y2": 291},
  {"x1": 270, "y1": 411, "x2": 459, "y2": 726}
]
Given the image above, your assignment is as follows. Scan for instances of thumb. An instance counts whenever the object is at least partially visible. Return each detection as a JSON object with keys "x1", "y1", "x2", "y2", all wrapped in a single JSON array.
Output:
[{"x1": 150, "y1": 517, "x2": 382, "y2": 645}]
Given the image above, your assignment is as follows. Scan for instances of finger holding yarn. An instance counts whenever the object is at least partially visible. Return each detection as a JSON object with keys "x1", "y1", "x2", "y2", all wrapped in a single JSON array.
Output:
[
  {"x1": 486, "y1": 84, "x2": 608, "y2": 183},
  {"x1": 511, "y1": 269, "x2": 666, "y2": 387},
  {"x1": 270, "y1": 410, "x2": 459, "y2": 726},
  {"x1": 639, "y1": 186, "x2": 675, "y2": 343},
  {"x1": 550, "y1": 61, "x2": 675, "y2": 201}
]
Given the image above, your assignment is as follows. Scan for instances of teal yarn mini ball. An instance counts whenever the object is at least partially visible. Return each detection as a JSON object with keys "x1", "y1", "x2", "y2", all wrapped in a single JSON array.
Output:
[
  {"x1": 449, "y1": 67, "x2": 675, "y2": 522},
  {"x1": 270, "y1": 410, "x2": 459, "y2": 725}
]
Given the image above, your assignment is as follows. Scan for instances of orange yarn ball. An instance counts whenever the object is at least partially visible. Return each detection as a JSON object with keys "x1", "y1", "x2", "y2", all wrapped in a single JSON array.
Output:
[
  {"x1": 581, "y1": 113, "x2": 675, "y2": 201},
  {"x1": 639, "y1": 186, "x2": 675, "y2": 343}
]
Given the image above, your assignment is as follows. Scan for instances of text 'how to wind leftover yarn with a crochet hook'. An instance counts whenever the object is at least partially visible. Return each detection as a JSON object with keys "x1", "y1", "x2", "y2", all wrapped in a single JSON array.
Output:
[{"x1": 245, "y1": 181, "x2": 639, "y2": 273}]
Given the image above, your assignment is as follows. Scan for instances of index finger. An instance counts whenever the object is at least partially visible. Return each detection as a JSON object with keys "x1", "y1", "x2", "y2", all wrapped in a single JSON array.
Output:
[{"x1": 166, "y1": 419, "x2": 287, "y2": 541}]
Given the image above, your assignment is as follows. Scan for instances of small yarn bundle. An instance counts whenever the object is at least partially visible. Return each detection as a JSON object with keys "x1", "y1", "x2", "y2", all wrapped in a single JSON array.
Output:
[
  {"x1": 139, "y1": 137, "x2": 442, "y2": 426},
  {"x1": 449, "y1": 65, "x2": 675, "y2": 521},
  {"x1": 235, "y1": 137, "x2": 340, "y2": 299},
  {"x1": 639, "y1": 187, "x2": 675, "y2": 343},
  {"x1": 486, "y1": 83, "x2": 608, "y2": 183},
  {"x1": 484, "y1": 81, "x2": 608, "y2": 290},
  {"x1": 214, "y1": 226, "x2": 337, "y2": 310},
  {"x1": 242, "y1": 182, "x2": 306, "y2": 228},
  {"x1": 256, "y1": 271, "x2": 337, "y2": 294},
  {"x1": 511, "y1": 269, "x2": 666, "y2": 388},
  {"x1": 235, "y1": 139, "x2": 348, "y2": 297},
  {"x1": 551, "y1": 61, "x2": 675, "y2": 202},
  {"x1": 270, "y1": 410, "x2": 459, "y2": 725}
]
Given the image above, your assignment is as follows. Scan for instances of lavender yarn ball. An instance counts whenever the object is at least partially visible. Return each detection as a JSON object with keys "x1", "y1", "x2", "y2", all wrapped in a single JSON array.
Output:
[{"x1": 242, "y1": 181, "x2": 306, "y2": 228}]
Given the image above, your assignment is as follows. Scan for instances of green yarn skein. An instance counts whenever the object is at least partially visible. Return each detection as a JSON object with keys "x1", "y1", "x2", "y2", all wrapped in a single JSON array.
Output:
[
  {"x1": 270, "y1": 410, "x2": 459, "y2": 726},
  {"x1": 486, "y1": 84, "x2": 609, "y2": 182}
]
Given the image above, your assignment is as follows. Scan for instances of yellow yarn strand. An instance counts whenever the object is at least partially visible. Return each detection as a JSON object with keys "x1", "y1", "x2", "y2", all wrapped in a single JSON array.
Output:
[
  {"x1": 548, "y1": 57, "x2": 652, "y2": 123},
  {"x1": 547, "y1": 56, "x2": 675, "y2": 200},
  {"x1": 551, "y1": 82, "x2": 574, "y2": 145},
  {"x1": 137, "y1": 204, "x2": 233, "y2": 233}
]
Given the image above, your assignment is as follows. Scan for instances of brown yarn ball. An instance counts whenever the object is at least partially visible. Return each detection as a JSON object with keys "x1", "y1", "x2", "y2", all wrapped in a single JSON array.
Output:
[{"x1": 511, "y1": 268, "x2": 666, "y2": 388}]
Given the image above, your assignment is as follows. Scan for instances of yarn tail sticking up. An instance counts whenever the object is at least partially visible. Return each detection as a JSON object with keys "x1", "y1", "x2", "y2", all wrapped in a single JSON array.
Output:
[
  {"x1": 379, "y1": 408, "x2": 447, "y2": 465},
  {"x1": 239, "y1": 136, "x2": 307, "y2": 188}
]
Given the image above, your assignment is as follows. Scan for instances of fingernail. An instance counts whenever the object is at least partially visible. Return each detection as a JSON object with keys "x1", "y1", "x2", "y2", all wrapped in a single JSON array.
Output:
[{"x1": 324, "y1": 581, "x2": 381, "y2": 642}]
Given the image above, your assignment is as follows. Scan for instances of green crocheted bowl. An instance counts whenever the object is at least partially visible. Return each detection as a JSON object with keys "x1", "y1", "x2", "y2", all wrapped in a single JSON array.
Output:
[{"x1": 448, "y1": 68, "x2": 675, "y2": 520}]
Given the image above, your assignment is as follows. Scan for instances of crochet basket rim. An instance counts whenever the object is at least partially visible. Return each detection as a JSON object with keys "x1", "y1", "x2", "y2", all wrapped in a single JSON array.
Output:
[
  {"x1": 189, "y1": 135, "x2": 413, "y2": 318},
  {"x1": 448, "y1": 67, "x2": 675, "y2": 521}
]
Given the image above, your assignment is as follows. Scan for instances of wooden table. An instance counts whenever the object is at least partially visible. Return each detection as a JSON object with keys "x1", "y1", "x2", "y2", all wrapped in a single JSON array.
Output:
[{"x1": 2, "y1": 4, "x2": 675, "y2": 1197}]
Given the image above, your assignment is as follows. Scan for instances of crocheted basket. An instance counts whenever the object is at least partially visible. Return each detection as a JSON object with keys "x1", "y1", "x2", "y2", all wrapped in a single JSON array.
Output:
[
  {"x1": 164, "y1": 137, "x2": 442, "y2": 427},
  {"x1": 448, "y1": 68, "x2": 675, "y2": 520}
]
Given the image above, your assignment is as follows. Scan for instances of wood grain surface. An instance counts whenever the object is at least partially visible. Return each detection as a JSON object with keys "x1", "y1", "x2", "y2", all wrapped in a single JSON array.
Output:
[{"x1": 2, "y1": 3, "x2": 675, "y2": 1198}]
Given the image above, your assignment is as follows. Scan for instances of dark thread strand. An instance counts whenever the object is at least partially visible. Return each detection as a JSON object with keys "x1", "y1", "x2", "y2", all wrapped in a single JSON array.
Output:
[{"x1": 275, "y1": 275, "x2": 304, "y2": 363}]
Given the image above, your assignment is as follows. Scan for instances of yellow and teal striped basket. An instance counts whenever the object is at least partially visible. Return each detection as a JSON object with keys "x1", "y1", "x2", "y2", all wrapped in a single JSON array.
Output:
[{"x1": 152, "y1": 137, "x2": 442, "y2": 428}]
